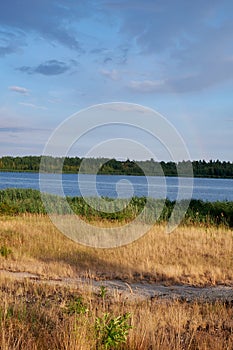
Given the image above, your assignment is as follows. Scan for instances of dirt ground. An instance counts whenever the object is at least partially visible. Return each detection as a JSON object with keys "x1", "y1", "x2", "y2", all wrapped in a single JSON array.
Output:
[{"x1": 1, "y1": 269, "x2": 233, "y2": 304}]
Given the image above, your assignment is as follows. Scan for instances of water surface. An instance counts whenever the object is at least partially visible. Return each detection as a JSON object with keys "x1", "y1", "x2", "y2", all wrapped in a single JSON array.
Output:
[{"x1": 0, "y1": 172, "x2": 232, "y2": 202}]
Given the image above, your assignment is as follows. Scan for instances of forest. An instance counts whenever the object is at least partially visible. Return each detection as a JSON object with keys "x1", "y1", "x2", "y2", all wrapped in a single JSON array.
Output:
[{"x1": 0, "y1": 156, "x2": 232, "y2": 178}]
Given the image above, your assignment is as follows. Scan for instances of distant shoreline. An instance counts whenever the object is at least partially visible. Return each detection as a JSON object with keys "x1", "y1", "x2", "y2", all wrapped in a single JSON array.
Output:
[{"x1": 0, "y1": 156, "x2": 232, "y2": 178}]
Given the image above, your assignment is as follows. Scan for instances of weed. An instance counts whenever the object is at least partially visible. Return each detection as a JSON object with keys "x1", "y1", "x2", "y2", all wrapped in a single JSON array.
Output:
[
  {"x1": 95, "y1": 312, "x2": 132, "y2": 349},
  {"x1": 0, "y1": 245, "x2": 12, "y2": 259},
  {"x1": 65, "y1": 296, "x2": 89, "y2": 316},
  {"x1": 99, "y1": 286, "x2": 108, "y2": 299}
]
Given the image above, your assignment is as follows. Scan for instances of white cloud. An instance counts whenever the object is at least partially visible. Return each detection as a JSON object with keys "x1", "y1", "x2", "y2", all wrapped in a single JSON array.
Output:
[
  {"x1": 9, "y1": 85, "x2": 29, "y2": 94},
  {"x1": 128, "y1": 79, "x2": 166, "y2": 93},
  {"x1": 100, "y1": 68, "x2": 120, "y2": 81}
]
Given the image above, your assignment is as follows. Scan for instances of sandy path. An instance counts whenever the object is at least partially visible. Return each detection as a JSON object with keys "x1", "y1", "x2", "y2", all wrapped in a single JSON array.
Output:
[{"x1": 1, "y1": 269, "x2": 233, "y2": 303}]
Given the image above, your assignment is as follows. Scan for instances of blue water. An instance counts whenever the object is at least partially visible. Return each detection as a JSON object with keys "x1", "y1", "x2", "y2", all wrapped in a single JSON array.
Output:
[{"x1": 0, "y1": 172, "x2": 232, "y2": 202}]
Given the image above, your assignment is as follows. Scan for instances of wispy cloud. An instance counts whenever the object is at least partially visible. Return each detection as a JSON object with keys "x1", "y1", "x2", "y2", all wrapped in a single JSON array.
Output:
[
  {"x1": 9, "y1": 85, "x2": 29, "y2": 94},
  {"x1": 128, "y1": 58, "x2": 233, "y2": 93},
  {"x1": 0, "y1": 1, "x2": 84, "y2": 52},
  {"x1": 0, "y1": 29, "x2": 26, "y2": 57},
  {"x1": 0, "y1": 127, "x2": 28, "y2": 133},
  {"x1": 0, "y1": 126, "x2": 50, "y2": 133},
  {"x1": 104, "y1": 1, "x2": 233, "y2": 92},
  {"x1": 48, "y1": 98, "x2": 62, "y2": 104},
  {"x1": 0, "y1": 45, "x2": 18, "y2": 56},
  {"x1": 128, "y1": 79, "x2": 166, "y2": 93},
  {"x1": 19, "y1": 102, "x2": 47, "y2": 110},
  {"x1": 99, "y1": 103, "x2": 147, "y2": 113}
]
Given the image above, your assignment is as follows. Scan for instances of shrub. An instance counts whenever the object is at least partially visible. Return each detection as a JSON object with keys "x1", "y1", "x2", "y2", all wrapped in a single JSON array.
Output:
[
  {"x1": 95, "y1": 312, "x2": 132, "y2": 349},
  {"x1": 0, "y1": 245, "x2": 12, "y2": 259},
  {"x1": 65, "y1": 296, "x2": 89, "y2": 316}
]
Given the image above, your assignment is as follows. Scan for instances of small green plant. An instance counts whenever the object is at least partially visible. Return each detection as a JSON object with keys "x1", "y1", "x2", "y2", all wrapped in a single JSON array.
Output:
[
  {"x1": 99, "y1": 285, "x2": 108, "y2": 299},
  {"x1": 0, "y1": 305, "x2": 14, "y2": 321},
  {"x1": 95, "y1": 312, "x2": 132, "y2": 349},
  {"x1": 0, "y1": 245, "x2": 12, "y2": 259},
  {"x1": 65, "y1": 296, "x2": 89, "y2": 316}
]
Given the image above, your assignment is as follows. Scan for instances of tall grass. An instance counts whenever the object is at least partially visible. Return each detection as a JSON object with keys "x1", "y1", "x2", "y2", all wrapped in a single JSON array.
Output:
[
  {"x1": 0, "y1": 188, "x2": 232, "y2": 227},
  {"x1": 0, "y1": 189, "x2": 232, "y2": 349},
  {"x1": 0, "y1": 215, "x2": 232, "y2": 285},
  {"x1": 0, "y1": 278, "x2": 232, "y2": 350}
]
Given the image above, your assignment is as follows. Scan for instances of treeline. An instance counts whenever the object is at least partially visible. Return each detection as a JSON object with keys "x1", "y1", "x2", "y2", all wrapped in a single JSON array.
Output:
[
  {"x1": 0, "y1": 188, "x2": 232, "y2": 227},
  {"x1": 0, "y1": 156, "x2": 232, "y2": 178}
]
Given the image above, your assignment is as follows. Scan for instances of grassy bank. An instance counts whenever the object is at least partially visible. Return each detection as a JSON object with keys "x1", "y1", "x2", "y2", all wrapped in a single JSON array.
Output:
[{"x1": 0, "y1": 188, "x2": 232, "y2": 227}]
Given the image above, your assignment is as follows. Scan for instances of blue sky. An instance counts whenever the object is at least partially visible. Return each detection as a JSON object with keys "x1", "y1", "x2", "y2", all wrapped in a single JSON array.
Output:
[{"x1": 0, "y1": 0, "x2": 232, "y2": 160}]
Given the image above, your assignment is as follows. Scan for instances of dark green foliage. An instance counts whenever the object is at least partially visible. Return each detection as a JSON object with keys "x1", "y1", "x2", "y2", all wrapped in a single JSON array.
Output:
[
  {"x1": 0, "y1": 245, "x2": 12, "y2": 258},
  {"x1": 65, "y1": 296, "x2": 89, "y2": 316},
  {"x1": 0, "y1": 188, "x2": 46, "y2": 214},
  {"x1": 0, "y1": 156, "x2": 40, "y2": 172},
  {"x1": 95, "y1": 312, "x2": 132, "y2": 349},
  {"x1": 0, "y1": 188, "x2": 232, "y2": 227},
  {"x1": 186, "y1": 199, "x2": 233, "y2": 227},
  {"x1": 0, "y1": 156, "x2": 232, "y2": 178}
]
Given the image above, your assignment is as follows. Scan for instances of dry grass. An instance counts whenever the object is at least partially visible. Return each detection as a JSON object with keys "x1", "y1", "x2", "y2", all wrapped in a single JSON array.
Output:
[
  {"x1": 0, "y1": 214, "x2": 232, "y2": 286},
  {"x1": 0, "y1": 215, "x2": 233, "y2": 349},
  {"x1": 0, "y1": 277, "x2": 232, "y2": 350}
]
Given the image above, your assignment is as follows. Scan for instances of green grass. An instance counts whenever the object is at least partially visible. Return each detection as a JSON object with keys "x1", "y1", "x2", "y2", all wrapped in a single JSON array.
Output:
[{"x1": 0, "y1": 188, "x2": 232, "y2": 227}]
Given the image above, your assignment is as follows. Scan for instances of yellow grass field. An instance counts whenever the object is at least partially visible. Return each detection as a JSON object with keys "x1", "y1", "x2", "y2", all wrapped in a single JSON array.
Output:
[
  {"x1": 0, "y1": 214, "x2": 232, "y2": 285},
  {"x1": 0, "y1": 215, "x2": 233, "y2": 349}
]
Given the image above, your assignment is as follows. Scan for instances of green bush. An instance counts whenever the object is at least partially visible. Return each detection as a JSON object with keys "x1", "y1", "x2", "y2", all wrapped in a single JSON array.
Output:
[
  {"x1": 65, "y1": 296, "x2": 89, "y2": 316},
  {"x1": 95, "y1": 312, "x2": 132, "y2": 349},
  {"x1": 0, "y1": 245, "x2": 12, "y2": 259}
]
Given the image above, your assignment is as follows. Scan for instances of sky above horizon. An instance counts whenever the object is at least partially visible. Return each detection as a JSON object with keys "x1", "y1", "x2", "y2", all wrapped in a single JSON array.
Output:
[{"x1": 0, "y1": 0, "x2": 233, "y2": 161}]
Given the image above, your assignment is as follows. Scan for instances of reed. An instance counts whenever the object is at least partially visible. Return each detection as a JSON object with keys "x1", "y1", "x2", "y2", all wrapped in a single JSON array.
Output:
[{"x1": 0, "y1": 188, "x2": 232, "y2": 227}]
